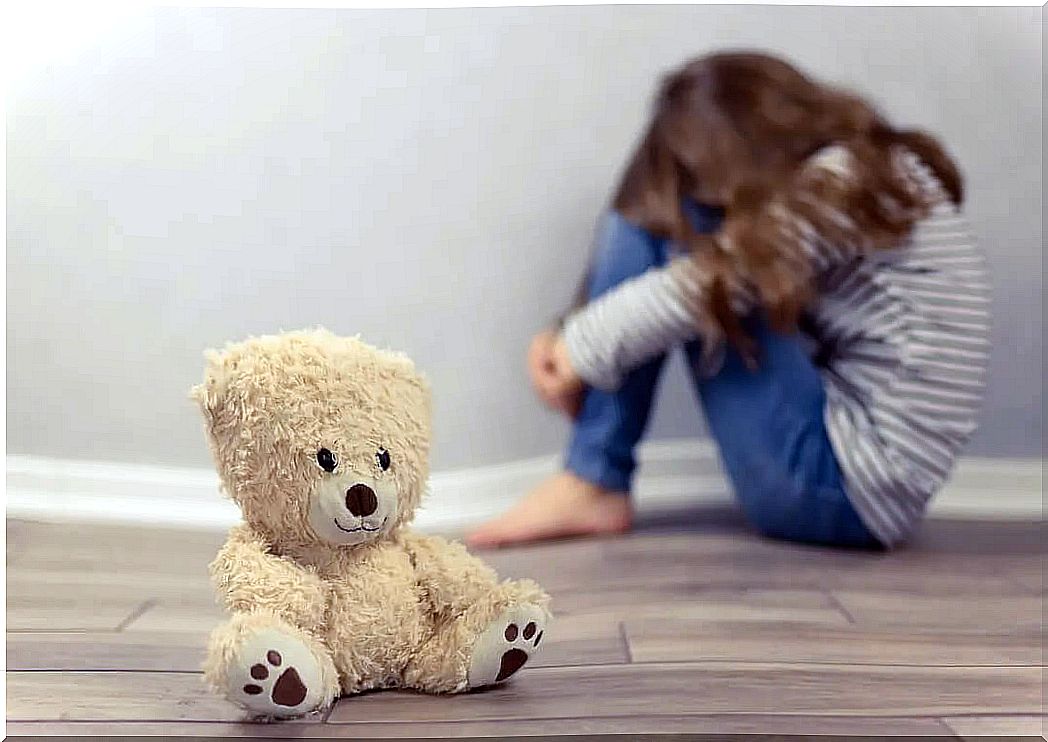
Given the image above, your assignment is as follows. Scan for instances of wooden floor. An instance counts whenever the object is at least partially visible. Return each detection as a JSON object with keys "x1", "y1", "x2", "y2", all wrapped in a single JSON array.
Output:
[{"x1": 6, "y1": 509, "x2": 1045, "y2": 738}]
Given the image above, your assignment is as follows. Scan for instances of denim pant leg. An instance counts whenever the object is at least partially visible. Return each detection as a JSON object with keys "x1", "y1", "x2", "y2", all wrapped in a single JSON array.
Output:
[
  {"x1": 685, "y1": 317, "x2": 882, "y2": 549},
  {"x1": 564, "y1": 213, "x2": 672, "y2": 493}
]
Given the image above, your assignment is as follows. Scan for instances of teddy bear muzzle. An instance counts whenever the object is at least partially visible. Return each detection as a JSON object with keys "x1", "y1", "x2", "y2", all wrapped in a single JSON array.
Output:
[{"x1": 307, "y1": 474, "x2": 398, "y2": 546}]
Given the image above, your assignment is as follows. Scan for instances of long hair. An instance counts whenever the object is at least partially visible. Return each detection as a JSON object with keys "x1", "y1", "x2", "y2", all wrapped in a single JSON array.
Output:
[{"x1": 588, "y1": 51, "x2": 963, "y2": 358}]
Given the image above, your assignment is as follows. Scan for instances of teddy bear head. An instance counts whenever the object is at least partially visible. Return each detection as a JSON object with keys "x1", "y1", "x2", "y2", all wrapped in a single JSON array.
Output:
[{"x1": 191, "y1": 329, "x2": 431, "y2": 549}]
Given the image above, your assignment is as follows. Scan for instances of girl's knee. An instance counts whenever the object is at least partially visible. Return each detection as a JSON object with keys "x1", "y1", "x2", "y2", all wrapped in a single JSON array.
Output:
[{"x1": 587, "y1": 212, "x2": 667, "y2": 297}]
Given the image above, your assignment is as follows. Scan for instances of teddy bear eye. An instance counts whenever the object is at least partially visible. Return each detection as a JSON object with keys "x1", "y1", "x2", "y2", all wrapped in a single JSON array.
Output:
[
  {"x1": 375, "y1": 447, "x2": 391, "y2": 472},
  {"x1": 316, "y1": 448, "x2": 338, "y2": 473}
]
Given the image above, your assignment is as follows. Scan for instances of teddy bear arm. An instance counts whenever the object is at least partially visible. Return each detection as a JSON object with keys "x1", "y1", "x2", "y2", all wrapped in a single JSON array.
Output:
[
  {"x1": 210, "y1": 526, "x2": 329, "y2": 631},
  {"x1": 402, "y1": 532, "x2": 501, "y2": 616}
]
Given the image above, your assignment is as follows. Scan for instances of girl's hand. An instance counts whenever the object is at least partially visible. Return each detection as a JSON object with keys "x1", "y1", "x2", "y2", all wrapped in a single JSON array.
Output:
[{"x1": 527, "y1": 329, "x2": 585, "y2": 418}]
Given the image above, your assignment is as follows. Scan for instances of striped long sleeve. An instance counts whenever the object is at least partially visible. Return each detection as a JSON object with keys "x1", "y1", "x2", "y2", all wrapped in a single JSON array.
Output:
[{"x1": 562, "y1": 257, "x2": 715, "y2": 391}]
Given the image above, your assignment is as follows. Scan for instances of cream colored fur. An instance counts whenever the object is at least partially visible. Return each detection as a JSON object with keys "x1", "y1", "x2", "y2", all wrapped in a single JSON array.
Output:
[{"x1": 191, "y1": 329, "x2": 551, "y2": 720}]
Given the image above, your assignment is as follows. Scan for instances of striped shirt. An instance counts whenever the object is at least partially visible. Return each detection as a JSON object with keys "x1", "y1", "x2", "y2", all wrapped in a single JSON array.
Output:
[{"x1": 562, "y1": 145, "x2": 991, "y2": 546}]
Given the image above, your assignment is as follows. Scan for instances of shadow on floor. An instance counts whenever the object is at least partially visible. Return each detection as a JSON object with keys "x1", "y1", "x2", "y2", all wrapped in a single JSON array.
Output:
[{"x1": 634, "y1": 502, "x2": 1045, "y2": 556}]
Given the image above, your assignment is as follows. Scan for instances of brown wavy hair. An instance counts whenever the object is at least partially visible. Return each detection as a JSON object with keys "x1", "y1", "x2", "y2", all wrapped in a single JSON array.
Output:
[{"x1": 575, "y1": 51, "x2": 963, "y2": 362}]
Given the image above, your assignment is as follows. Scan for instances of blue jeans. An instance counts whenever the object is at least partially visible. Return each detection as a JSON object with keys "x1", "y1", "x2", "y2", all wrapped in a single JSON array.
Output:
[{"x1": 564, "y1": 210, "x2": 881, "y2": 549}]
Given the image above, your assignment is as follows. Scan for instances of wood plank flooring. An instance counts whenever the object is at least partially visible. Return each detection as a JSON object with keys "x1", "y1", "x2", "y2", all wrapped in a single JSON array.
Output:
[{"x1": 5, "y1": 510, "x2": 1045, "y2": 737}]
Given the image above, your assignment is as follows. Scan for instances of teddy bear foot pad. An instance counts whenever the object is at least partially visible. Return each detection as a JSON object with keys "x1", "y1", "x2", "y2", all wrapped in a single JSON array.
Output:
[
  {"x1": 467, "y1": 603, "x2": 547, "y2": 689},
  {"x1": 228, "y1": 628, "x2": 326, "y2": 719}
]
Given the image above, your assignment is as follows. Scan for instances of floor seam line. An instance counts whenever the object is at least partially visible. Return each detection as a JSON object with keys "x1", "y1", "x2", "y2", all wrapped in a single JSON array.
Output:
[{"x1": 114, "y1": 599, "x2": 159, "y2": 632}]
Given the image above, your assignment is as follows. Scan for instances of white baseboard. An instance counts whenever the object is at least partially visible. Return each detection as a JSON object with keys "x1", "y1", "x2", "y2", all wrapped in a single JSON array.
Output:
[{"x1": 5, "y1": 439, "x2": 1042, "y2": 533}]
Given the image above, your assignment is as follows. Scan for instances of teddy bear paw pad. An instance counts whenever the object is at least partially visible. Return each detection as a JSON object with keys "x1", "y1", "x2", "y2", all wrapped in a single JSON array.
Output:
[
  {"x1": 467, "y1": 603, "x2": 548, "y2": 689},
  {"x1": 229, "y1": 629, "x2": 325, "y2": 718}
]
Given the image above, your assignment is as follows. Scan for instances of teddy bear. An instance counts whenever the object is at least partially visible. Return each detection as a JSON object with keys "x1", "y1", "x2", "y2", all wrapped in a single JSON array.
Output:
[{"x1": 190, "y1": 328, "x2": 551, "y2": 719}]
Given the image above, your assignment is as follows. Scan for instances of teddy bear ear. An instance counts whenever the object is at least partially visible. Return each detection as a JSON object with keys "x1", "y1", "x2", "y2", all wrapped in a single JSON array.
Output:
[{"x1": 189, "y1": 348, "x2": 232, "y2": 421}]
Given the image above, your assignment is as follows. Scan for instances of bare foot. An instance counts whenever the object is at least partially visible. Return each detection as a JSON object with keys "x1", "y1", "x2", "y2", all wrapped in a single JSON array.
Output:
[{"x1": 466, "y1": 472, "x2": 632, "y2": 549}]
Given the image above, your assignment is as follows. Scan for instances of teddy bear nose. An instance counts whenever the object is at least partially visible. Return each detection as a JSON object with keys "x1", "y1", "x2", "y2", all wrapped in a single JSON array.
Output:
[{"x1": 345, "y1": 484, "x2": 378, "y2": 517}]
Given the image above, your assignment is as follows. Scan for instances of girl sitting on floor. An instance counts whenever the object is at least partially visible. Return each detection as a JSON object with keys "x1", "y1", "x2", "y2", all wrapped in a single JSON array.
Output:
[{"x1": 468, "y1": 51, "x2": 990, "y2": 550}]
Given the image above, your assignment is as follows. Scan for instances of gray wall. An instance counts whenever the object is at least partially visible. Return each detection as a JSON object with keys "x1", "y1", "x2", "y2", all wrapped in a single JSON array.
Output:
[{"x1": 7, "y1": 5, "x2": 1043, "y2": 471}]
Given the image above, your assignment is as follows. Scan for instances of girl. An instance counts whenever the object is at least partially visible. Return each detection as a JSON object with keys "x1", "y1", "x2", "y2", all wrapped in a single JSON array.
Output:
[{"x1": 468, "y1": 51, "x2": 990, "y2": 550}]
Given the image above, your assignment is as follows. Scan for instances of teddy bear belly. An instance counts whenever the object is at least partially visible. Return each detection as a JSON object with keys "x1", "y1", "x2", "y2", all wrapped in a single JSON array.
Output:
[{"x1": 324, "y1": 571, "x2": 430, "y2": 692}]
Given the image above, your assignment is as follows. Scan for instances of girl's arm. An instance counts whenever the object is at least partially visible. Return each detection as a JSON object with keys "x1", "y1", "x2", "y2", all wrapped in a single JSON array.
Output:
[
  {"x1": 561, "y1": 144, "x2": 934, "y2": 392},
  {"x1": 561, "y1": 254, "x2": 725, "y2": 391}
]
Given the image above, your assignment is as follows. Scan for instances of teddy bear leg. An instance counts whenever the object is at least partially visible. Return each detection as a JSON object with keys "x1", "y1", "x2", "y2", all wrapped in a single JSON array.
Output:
[
  {"x1": 204, "y1": 612, "x2": 339, "y2": 720},
  {"x1": 403, "y1": 579, "x2": 551, "y2": 693},
  {"x1": 464, "y1": 597, "x2": 549, "y2": 690}
]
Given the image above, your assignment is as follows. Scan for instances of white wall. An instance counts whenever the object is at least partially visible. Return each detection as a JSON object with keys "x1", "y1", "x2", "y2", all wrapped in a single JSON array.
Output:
[{"x1": 7, "y1": 5, "x2": 1043, "y2": 473}]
